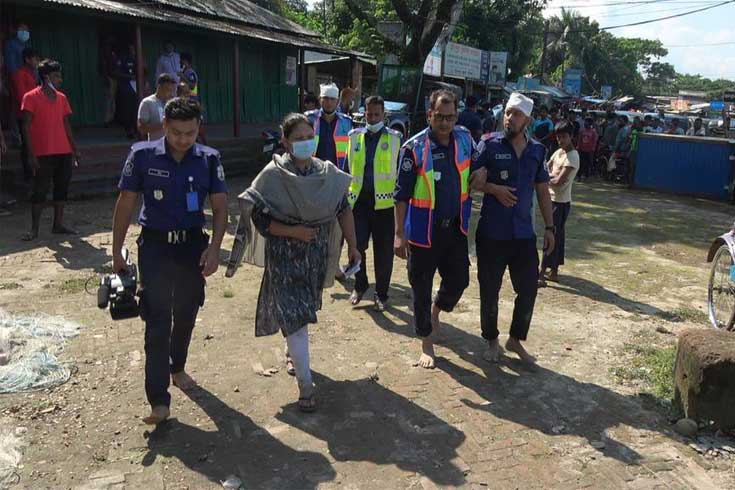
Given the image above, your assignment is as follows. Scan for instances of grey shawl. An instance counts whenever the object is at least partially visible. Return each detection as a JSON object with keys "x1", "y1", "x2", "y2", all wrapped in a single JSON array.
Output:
[{"x1": 225, "y1": 154, "x2": 352, "y2": 289}]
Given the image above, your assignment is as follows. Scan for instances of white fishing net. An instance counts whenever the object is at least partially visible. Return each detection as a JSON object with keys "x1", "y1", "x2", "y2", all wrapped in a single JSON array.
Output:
[{"x1": 0, "y1": 308, "x2": 80, "y2": 394}]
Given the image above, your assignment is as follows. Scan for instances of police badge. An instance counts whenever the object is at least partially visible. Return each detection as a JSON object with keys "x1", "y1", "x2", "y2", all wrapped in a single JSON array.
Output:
[
  {"x1": 154, "y1": 189, "x2": 164, "y2": 200},
  {"x1": 500, "y1": 170, "x2": 509, "y2": 180},
  {"x1": 381, "y1": 142, "x2": 389, "y2": 150}
]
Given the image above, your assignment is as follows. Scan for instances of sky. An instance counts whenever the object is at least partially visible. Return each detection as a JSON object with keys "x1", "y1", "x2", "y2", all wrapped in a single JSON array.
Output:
[{"x1": 544, "y1": 0, "x2": 735, "y2": 80}]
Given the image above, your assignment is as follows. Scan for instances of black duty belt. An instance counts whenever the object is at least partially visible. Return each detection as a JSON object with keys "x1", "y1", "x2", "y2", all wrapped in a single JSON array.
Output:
[{"x1": 142, "y1": 227, "x2": 204, "y2": 244}]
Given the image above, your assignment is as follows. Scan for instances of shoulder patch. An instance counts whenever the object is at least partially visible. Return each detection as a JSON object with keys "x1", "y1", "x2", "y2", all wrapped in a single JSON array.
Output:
[
  {"x1": 122, "y1": 159, "x2": 134, "y2": 177},
  {"x1": 130, "y1": 140, "x2": 158, "y2": 153},
  {"x1": 217, "y1": 164, "x2": 225, "y2": 181},
  {"x1": 386, "y1": 127, "x2": 402, "y2": 138},
  {"x1": 401, "y1": 157, "x2": 414, "y2": 172},
  {"x1": 349, "y1": 127, "x2": 367, "y2": 136},
  {"x1": 196, "y1": 144, "x2": 221, "y2": 160}
]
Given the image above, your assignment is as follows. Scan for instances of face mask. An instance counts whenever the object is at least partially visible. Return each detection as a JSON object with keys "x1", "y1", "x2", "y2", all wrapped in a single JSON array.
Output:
[
  {"x1": 366, "y1": 121, "x2": 384, "y2": 133},
  {"x1": 17, "y1": 30, "x2": 30, "y2": 43},
  {"x1": 291, "y1": 138, "x2": 317, "y2": 160}
]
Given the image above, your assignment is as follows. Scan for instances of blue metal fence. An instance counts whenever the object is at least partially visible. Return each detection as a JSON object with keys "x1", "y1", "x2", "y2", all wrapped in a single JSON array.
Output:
[{"x1": 635, "y1": 134, "x2": 735, "y2": 200}]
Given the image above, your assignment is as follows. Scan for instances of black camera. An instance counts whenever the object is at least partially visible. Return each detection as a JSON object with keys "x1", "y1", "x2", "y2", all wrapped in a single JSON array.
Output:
[{"x1": 98, "y1": 248, "x2": 139, "y2": 320}]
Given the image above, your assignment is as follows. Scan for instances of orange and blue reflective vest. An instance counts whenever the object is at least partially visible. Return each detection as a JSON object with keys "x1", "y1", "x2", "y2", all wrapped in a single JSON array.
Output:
[
  {"x1": 305, "y1": 109, "x2": 352, "y2": 171},
  {"x1": 403, "y1": 126, "x2": 474, "y2": 248}
]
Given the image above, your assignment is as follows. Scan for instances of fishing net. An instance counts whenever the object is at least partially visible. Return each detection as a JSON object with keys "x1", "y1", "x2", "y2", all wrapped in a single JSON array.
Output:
[
  {"x1": 0, "y1": 308, "x2": 80, "y2": 394},
  {"x1": 0, "y1": 421, "x2": 25, "y2": 489}
]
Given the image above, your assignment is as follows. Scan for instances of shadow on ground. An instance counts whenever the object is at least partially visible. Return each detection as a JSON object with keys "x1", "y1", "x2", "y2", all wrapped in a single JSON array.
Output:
[{"x1": 143, "y1": 387, "x2": 336, "y2": 489}]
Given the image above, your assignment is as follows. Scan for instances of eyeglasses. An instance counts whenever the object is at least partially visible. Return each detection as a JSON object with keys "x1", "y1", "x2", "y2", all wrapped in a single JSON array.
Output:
[{"x1": 433, "y1": 113, "x2": 457, "y2": 123}]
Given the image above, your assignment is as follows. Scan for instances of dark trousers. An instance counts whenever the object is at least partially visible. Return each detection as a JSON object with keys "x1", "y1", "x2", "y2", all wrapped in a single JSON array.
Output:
[
  {"x1": 354, "y1": 199, "x2": 395, "y2": 301},
  {"x1": 138, "y1": 229, "x2": 208, "y2": 407},
  {"x1": 477, "y1": 237, "x2": 539, "y2": 342},
  {"x1": 30, "y1": 154, "x2": 73, "y2": 204},
  {"x1": 542, "y1": 201, "x2": 571, "y2": 271},
  {"x1": 579, "y1": 151, "x2": 594, "y2": 180},
  {"x1": 408, "y1": 222, "x2": 470, "y2": 338},
  {"x1": 18, "y1": 118, "x2": 31, "y2": 182}
]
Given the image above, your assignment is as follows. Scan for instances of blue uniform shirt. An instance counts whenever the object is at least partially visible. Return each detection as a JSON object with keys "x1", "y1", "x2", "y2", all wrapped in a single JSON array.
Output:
[
  {"x1": 473, "y1": 135, "x2": 549, "y2": 240},
  {"x1": 395, "y1": 129, "x2": 461, "y2": 220},
  {"x1": 316, "y1": 115, "x2": 338, "y2": 165},
  {"x1": 118, "y1": 138, "x2": 228, "y2": 231}
]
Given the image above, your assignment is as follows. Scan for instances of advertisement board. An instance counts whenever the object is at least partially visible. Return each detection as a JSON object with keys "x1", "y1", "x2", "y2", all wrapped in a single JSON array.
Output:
[
  {"x1": 444, "y1": 42, "x2": 483, "y2": 80},
  {"x1": 488, "y1": 52, "x2": 508, "y2": 84},
  {"x1": 563, "y1": 69, "x2": 583, "y2": 96},
  {"x1": 423, "y1": 42, "x2": 442, "y2": 77}
]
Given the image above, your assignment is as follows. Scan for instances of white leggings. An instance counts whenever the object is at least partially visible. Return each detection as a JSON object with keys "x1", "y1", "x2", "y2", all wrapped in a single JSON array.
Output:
[{"x1": 285, "y1": 326, "x2": 312, "y2": 389}]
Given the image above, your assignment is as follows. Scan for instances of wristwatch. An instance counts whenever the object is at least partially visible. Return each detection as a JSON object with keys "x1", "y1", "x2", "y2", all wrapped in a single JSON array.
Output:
[{"x1": 545, "y1": 225, "x2": 555, "y2": 232}]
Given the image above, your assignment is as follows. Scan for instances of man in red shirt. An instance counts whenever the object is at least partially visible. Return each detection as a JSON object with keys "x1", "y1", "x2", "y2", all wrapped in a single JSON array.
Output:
[
  {"x1": 20, "y1": 59, "x2": 81, "y2": 241},
  {"x1": 11, "y1": 47, "x2": 39, "y2": 183},
  {"x1": 576, "y1": 117, "x2": 598, "y2": 182}
]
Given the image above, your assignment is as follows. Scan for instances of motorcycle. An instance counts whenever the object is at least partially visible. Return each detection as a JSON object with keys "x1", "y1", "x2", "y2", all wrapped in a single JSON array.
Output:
[{"x1": 261, "y1": 130, "x2": 284, "y2": 161}]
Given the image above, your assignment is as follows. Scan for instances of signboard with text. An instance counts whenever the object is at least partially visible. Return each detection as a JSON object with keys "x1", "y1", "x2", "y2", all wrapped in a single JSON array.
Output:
[
  {"x1": 563, "y1": 69, "x2": 583, "y2": 96},
  {"x1": 444, "y1": 42, "x2": 483, "y2": 80},
  {"x1": 423, "y1": 42, "x2": 443, "y2": 77},
  {"x1": 601, "y1": 85, "x2": 612, "y2": 100},
  {"x1": 488, "y1": 52, "x2": 508, "y2": 84}
]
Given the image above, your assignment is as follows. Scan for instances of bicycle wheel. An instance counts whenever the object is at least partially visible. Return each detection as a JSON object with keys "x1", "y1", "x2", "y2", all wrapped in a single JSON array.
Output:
[{"x1": 707, "y1": 244, "x2": 735, "y2": 330}]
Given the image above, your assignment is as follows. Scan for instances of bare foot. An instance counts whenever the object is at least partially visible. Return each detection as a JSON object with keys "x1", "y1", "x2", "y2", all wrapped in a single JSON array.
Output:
[
  {"x1": 482, "y1": 338, "x2": 504, "y2": 363},
  {"x1": 143, "y1": 405, "x2": 170, "y2": 425},
  {"x1": 350, "y1": 290, "x2": 364, "y2": 306},
  {"x1": 505, "y1": 337, "x2": 537, "y2": 365},
  {"x1": 172, "y1": 371, "x2": 197, "y2": 391},
  {"x1": 417, "y1": 337, "x2": 436, "y2": 369}
]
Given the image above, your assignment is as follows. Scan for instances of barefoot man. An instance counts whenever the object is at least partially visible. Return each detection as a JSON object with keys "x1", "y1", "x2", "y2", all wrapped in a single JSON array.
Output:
[
  {"x1": 470, "y1": 92, "x2": 555, "y2": 364},
  {"x1": 112, "y1": 97, "x2": 227, "y2": 424},
  {"x1": 394, "y1": 89, "x2": 474, "y2": 369}
]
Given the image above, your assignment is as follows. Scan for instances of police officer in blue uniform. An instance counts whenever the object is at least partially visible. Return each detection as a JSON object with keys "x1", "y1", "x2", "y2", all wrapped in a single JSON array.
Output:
[
  {"x1": 112, "y1": 97, "x2": 228, "y2": 425},
  {"x1": 394, "y1": 89, "x2": 476, "y2": 369},
  {"x1": 471, "y1": 92, "x2": 555, "y2": 366}
]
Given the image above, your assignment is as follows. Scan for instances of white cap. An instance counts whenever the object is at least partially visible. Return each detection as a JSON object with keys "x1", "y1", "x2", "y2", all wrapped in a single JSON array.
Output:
[
  {"x1": 506, "y1": 92, "x2": 534, "y2": 117},
  {"x1": 320, "y1": 83, "x2": 339, "y2": 99}
]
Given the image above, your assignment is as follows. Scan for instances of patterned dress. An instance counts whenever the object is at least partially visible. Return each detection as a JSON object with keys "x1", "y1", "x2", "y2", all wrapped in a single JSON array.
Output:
[{"x1": 251, "y1": 161, "x2": 349, "y2": 337}]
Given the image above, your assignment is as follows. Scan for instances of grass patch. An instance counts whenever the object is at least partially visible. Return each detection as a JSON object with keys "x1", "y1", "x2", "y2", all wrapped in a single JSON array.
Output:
[
  {"x1": 610, "y1": 332, "x2": 677, "y2": 408},
  {"x1": 0, "y1": 282, "x2": 23, "y2": 290},
  {"x1": 659, "y1": 306, "x2": 708, "y2": 324},
  {"x1": 59, "y1": 277, "x2": 90, "y2": 294},
  {"x1": 223, "y1": 290, "x2": 234, "y2": 299}
]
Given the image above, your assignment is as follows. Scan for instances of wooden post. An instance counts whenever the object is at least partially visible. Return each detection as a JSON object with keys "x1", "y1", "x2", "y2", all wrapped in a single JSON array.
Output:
[
  {"x1": 298, "y1": 48, "x2": 304, "y2": 112},
  {"x1": 233, "y1": 39, "x2": 240, "y2": 138},
  {"x1": 135, "y1": 24, "x2": 144, "y2": 103}
]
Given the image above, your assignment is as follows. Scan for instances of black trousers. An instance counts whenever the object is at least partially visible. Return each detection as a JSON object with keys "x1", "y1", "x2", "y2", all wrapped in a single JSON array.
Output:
[
  {"x1": 30, "y1": 154, "x2": 73, "y2": 204},
  {"x1": 408, "y1": 222, "x2": 469, "y2": 338},
  {"x1": 578, "y1": 151, "x2": 594, "y2": 180},
  {"x1": 477, "y1": 237, "x2": 539, "y2": 342},
  {"x1": 353, "y1": 199, "x2": 395, "y2": 301},
  {"x1": 138, "y1": 229, "x2": 208, "y2": 407},
  {"x1": 18, "y1": 118, "x2": 31, "y2": 182},
  {"x1": 542, "y1": 201, "x2": 571, "y2": 271}
]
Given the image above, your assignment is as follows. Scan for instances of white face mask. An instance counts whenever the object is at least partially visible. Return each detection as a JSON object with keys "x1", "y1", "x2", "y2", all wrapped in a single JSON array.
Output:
[
  {"x1": 291, "y1": 138, "x2": 317, "y2": 160},
  {"x1": 366, "y1": 121, "x2": 384, "y2": 133}
]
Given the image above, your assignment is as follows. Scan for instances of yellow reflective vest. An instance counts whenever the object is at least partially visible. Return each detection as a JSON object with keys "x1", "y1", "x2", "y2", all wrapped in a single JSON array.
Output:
[{"x1": 347, "y1": 127, "x2": 401, "y2": 210}]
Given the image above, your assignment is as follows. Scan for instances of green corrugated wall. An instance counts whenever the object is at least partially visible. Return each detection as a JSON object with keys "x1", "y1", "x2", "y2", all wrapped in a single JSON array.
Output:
[{"x1": 16, "y1": 4, "x2": 298, "y2": 127}]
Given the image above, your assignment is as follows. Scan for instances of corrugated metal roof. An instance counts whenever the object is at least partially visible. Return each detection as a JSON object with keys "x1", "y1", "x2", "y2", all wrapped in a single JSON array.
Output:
[
  {"x1": 147, "y1": 0, "x2": 316, "y2": 38},
  {"x1": 35, "y1": 0, "x2": 367, "y2": 57}
]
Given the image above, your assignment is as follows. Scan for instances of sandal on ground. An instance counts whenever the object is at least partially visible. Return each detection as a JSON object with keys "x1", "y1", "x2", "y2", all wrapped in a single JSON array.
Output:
[
  {"x1": 374, "y1": 294, "x2": 387, "y2": 312},
  {"x1": 21, "y1": 232, "x2": 38, "y2": 241},
  {"x1": 350, "y1": 290, "x2": 364, "y2": 306},
  {"x1": 297, "y1": 384, "x2": 316, "y2": 413}
]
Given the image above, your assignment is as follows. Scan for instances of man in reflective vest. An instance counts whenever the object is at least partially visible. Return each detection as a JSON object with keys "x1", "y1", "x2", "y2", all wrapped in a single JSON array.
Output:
[
  {"x1": 345, "y1": 95, "x2": 401, "y2": 312},
  {"x1": 394, "y1": 89, "x2": 479, "y2": 369},
  {"x1": 305, "y1": 82, "x2": 352, "y2": 171}
]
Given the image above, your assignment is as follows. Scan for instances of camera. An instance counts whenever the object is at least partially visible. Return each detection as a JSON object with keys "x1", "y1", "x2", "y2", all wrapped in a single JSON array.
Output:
[{"x1": 98, "y1": 248, "x2": 139, "y2": 320}]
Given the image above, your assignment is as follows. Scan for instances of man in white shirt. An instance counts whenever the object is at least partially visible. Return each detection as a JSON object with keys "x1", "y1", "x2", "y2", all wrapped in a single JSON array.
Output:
[
  {"x1": 155, "y1": 41, "x2": 180, "y2": 83},
  {"x1": 540, "y1": 120, "x2": 579, "y2": 285},
  {"x1": 686, "y1": 117, "x2": 707, "y2": 136}
]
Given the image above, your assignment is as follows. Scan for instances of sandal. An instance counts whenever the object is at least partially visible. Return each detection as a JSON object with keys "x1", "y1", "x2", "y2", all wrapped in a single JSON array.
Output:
[
  {"x1": 297, "y1": 383, "x2": 316, "y2": 413},
  {"x1": 374, "y1": 294, "x2": 387, "y2": 312},
  {"x1": 21, "y1": 231, "x2": 38, "y2": 241},
  {"x1": 350, "y1": 290, "x2": 364, "y2": 306}
]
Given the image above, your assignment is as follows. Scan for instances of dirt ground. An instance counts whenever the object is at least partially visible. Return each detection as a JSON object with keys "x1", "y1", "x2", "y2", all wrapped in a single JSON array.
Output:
[{"x1": 1, "y1": 179, "x2": 735, "y2": 489}]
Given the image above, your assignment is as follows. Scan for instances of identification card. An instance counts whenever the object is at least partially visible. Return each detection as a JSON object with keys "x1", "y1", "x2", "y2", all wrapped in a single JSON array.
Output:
[
  {"x1": 186, "y1": 191, "x2": 199, "y2": 212},
  {"x1": 434, "y1": 171, "x2": 442, "y2": 181}
]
